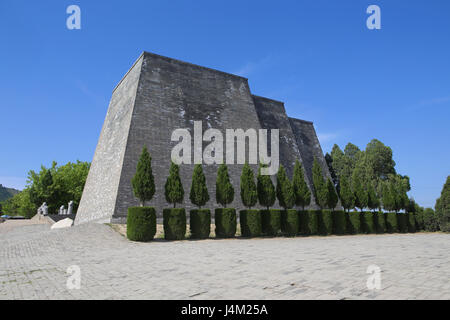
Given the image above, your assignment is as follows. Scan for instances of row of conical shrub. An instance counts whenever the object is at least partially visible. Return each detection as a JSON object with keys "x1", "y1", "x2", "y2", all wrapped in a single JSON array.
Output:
[{"x1": 126, "y1": 147, "x2": 420, "y2": 241}]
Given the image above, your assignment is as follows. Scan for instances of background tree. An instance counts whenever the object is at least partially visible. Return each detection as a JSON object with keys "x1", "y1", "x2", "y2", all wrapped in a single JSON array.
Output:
[
  {"x1": 312, "y1": 158, "x2": 327, "y2": 209},
  {"x1": 276, "y1": 165, "x2": 294, "y2": 210},
  {"x1": 131, "y1": 146, "x2": 155, "y2": 206},
  {"x1": 165, "y1": 162, "x2": 184, "y2": 208},
  {"x1": 29, "y1": 166, "x2": 57, "y2": 212},
  {"x1": 216, "y1": 163, "x2": 234, "y2": 208},
  {"x1": 344, "y1": 143, "x2": 362, "y2": 173},
  {"x1": 382, "y1": 180, "x2": 395, "y2": 212},
  {"x1": 240, "y1": 163, "x2": 257, "y2": 209},
  {"x1": 292, "y1": 160, "x2": 311, "y2": 211},
  {"x1": 367, "y1": 182, "x2": 380, "y2": 212},
  {"x1": 435, "y1": 176, "x2": 450, "y2": 232},
  {"x1": 325, "y1": 153, "x2": 338, "y2": 190},
  {"x1": 365, "y1": 139, "x2": 396, "y2": 182},
  {"x1": 339, "y1": 175, "x2": 354, "y2": 212},
  {"x1": 14, "y1": 160, "x2": 90, "y2": 214},
  {"x1": 49, "y1": 161, "x2": 90, "y2": 212},
  {"x1": 257, "y1": 164, "x2": 276, "y2": 210},
  {"x1": 352, "y1": 162, "x2": 368, "y2": 211},
  {"x1": 330, "y1": 144, "x2": 345, "y2": 183},
  {"x1": 423, "y1": 207, "x2": 439, "y2": 231},
  {"x1": 326, "y1": 177, "x2": 338, "y2": 210},
  {"x1": 190, "y1": 164, "x2": 209, "y2": 208},
  {"x1": 391, "y1": 174, "x2": 409, "y2": 213}
]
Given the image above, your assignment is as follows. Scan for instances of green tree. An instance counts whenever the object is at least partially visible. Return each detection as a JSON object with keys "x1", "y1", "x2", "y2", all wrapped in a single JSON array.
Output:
[
  {"x1": 344, "y1": 143, "x2": 362, "y2": 164},
  {"x1": 326, "y1": 177, "x2": 338, "y2": 210},
  {"x1": 339, "y1": 175, "x2": 354, "y2": 212},
  {"x1": 257, "y1": 164, "x2": 276, "y2": 210},
  {"x1": 276, "y1": 165, "x2": 294, "y2": 210},
  {"x1": 216, "y1": 163, "x2": 234, "y2": 208},
  {"x1": 423, "y1": 207, "x2": 439, "y2": 231},
  {"x1": 391, "y1": 174, "x2": 409, "y2": 213},
  {"x1": 131, "y1": 146, "x2": 155, "y2": 206},
  {"x1": 164, "y1": 162, "x2": 184, "y2": 208},
  {"x1": 312, "y1": 158, "x2": 327, "y2": 209},
  {"x1": 352, "y1": 163, "x2": 368, "y2": 211},
  {"x1": 325, "y1": 153, "x2": 338, "y2": 188},
  {"x1": 367, "y1": 182, "x2": 380, "y2": 212},
  {"x1": 292, "y1": 160, "x2": 311, "y2": 210},
  {"x1": 189, "y1": 164, "x2": 209, "y2": 208},
  {"x1": 382, "y1": 180, "x2": 395, "y2": 212},
  {"x1": 435, "y1": 176, "x2": 450, "y2": 232},
  {"x1": 330, "y1": 144, "x2": 345, "y2": 179},
  {"x1": 240, "y1": 163, "x2": 257, "y2": 209},
  {"x1": 29, "y1": 167, "x2": 55, "y2": 207},
  {"x1": 50, "y1": 161, "x2": 90, "y2": 212},
  {"x1": 365, "y1": 139, "x2": 396, "y2": 181}
]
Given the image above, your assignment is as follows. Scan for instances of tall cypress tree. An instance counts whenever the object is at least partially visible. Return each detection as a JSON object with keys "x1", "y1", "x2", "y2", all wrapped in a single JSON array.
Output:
[
  {"x1": 436, "y1": 176, "x2": 450, "y2": 232},
  {"x1": 240, "y1": 163, "x2": 257, "y2": 209},
  {"x1": 312, "y1": 158, "x2": 327, "y2": 209},
  {"x1": 339, "y1": 175, "x2": 354, "y2": 212},
  {"x1": 382, "y1": 180, "x2": 395, "y2": 212},
  {"x1": 131, "y1": 146, "x2": 155, "y2": 206},
  {"x1": 292, "y1": 160, "x2": 311, "y2": 211},
  {"x1": 165, "y1": 162, "x2": 184, "y2": 208},
  {"x1": 326, "y1": 177, "x2": 338, "y2": 210},
  {"x1": 276, "y1": 165, "x2": 294, "y2": 210},
  {"x1": 352, "y1": 165, "x2": 368, "y2": 211},
  {"x1": 257, "y1": 164, "x2": 276, "y2": 210},
  {"x1": 216, "y1": 163, "x2": 234, "y2": 208},
  {"x1": 367, "y1": 182, "x2": 380, "y2": 212},
  {"x1": 190, "y1": 164, "x2": 209, "y2": 208}
]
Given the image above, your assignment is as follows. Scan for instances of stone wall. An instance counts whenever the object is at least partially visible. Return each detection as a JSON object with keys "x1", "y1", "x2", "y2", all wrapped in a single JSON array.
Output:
[{"x1": 76, "y1": 52, "x2": 336, "y2": 224}]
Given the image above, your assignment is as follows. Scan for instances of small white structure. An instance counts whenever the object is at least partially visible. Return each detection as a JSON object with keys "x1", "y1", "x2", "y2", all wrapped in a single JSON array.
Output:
[
  {"x1": 67, "y1": 201, "x2": 74, "y2": 215},
  {"x1": 37, "y1": 202, "x2": 49, "y2": 216},
  {"x1": 51, "y1": 218, "x2": 73, "y2": 229}
]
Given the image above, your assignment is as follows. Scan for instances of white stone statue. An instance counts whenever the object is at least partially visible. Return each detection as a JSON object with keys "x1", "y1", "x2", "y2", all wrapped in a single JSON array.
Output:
[
  {"x1": 67, "y1": 201, "x2": 74, "y2": 215},
  {"x1": 37, "y1": 202, "x2": 48, "y2": 216},
  {"x1": 59, "y1": 205, "x2": 65, "y2": 215}
]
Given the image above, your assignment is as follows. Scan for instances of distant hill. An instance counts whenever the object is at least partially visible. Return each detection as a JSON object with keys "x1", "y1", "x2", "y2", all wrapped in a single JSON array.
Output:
[{"x1": 0, "y1": 184, "x2": 20, "y2": 202}]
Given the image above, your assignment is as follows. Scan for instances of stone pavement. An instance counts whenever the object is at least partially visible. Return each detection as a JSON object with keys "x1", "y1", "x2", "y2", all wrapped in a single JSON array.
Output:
[{"x1": 0, "y1": 222, "x2": 449, "y2": 300}]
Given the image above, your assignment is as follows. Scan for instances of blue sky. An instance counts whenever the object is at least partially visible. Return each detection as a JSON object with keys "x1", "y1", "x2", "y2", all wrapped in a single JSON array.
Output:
[{"x1": 1, "y1": 0, "x2": 449, "y2": 208}]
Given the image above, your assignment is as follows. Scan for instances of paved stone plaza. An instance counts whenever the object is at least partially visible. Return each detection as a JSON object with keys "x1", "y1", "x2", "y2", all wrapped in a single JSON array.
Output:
[{"x1": 0, "y1": 221, "x2": 449, "y2": 300}]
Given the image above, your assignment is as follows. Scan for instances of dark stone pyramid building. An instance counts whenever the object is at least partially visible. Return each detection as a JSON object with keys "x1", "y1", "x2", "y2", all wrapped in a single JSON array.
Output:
[{"x1": 75, "y1": 52, "x2": 334, "y2": 224}]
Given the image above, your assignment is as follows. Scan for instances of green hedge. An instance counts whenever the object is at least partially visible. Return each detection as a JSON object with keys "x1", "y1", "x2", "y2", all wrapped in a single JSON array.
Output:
[
  {"x1": 281, "y1": 209, "x2": 299, "y2": 237},
  {"x1": 163, "y1": 208, "x2": 186, "y2": 240},
  {"x1": 190, "y1": 209, "x2": 211, "y2": 239},
  {"x1": 346, "y1": 211, "x2": 361, "y2": 234},
  {"x1": 299, "y1": 210, "x2": 318, "y2": 235},
  {"x1": 261, "y1": 209, "x2": 281, "y2": 236},
  {"x1": 299, "y1": 210, "x2": 308, "y2": 235},
  {"x1": 374, "y1": 212, "x2": 386, "y2": 233},
  {"x1": 240, "y1": 210, "x2": 262, "y2": 237},
  {"x1": 407, "y1": 213, "x2": 416, "y2": 233},
  {"x1": 215, "y1": 208, "x2": 236, "y2": 238},
  {"x1": 361, "y1": 212, "x2": 375, "y2": 234},
  {"x1": 397, "y1": 213, "x2": 408, "y2": 233},
  {"x1": 386, "y1": 212, "x2": 398, "y2": 233},
  {"x1": 318, "y1": 210, "x2": 332, "y2": 235},
  {"x1": 332, "y1": 210, "x2": 346, "y2": 235},
  {"x1": 126, "y1": 207, "x2": 157, "y2": 241}
]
